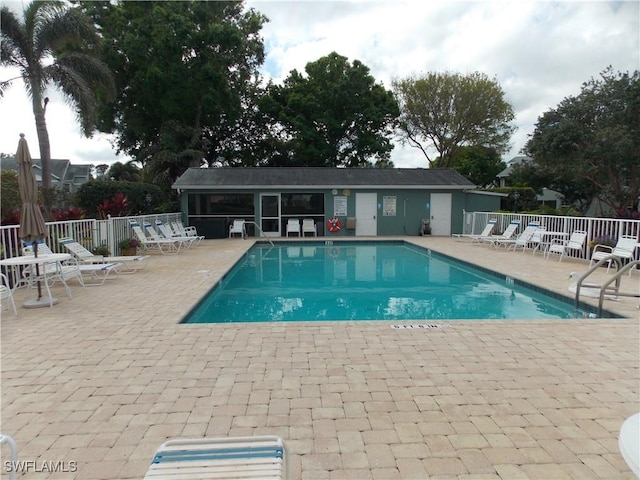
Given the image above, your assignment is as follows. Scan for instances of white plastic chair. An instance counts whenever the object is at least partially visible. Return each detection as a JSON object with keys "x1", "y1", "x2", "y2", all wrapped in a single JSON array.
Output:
[
  {"x1": 229, "y1": 219, "x2": 247, "y2": 238},
  {"x1": 545, "y1": 230, "x2": 587, "y2": 262},
  {"x1": 286, "y1": 219, "x2": 300, "y2": 237},
  {"x1": 302, "y1": 219, "x2": 317, "y2": 237},
  {"x1": 1, "y1": 273, "x2": 17, "y2": 315}
]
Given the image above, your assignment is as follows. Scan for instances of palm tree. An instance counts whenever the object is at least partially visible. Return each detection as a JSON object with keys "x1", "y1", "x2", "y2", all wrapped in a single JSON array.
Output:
[{"x1": 1, "y1": 1, "x2": 115, "y2": 191}]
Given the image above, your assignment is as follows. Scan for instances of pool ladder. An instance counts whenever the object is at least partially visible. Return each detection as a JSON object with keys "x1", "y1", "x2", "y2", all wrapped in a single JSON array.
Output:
[
  {"x1": 573, "y1": 256, "x2": 640, "y2": 316},
  {"x1": 244, "y1": 221, "x2": 274, "y2": 246}
]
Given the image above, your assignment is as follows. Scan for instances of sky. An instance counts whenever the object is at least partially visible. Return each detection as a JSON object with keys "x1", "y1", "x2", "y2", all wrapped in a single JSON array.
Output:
[{"x1": 0, "y1": 0, "x2": 638, "y2": 169}]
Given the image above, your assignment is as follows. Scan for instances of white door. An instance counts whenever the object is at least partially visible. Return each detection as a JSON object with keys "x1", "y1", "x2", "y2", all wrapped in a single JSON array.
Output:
[
  {"x1": 260, "y1": 194, "x2": 281, "y2": 237},
  {"x1": 356, "y1": 193, "x2": 377, "y2": 236},
  {"x1": 430, "y1": 193, "x2": 452, "y2": 236}
]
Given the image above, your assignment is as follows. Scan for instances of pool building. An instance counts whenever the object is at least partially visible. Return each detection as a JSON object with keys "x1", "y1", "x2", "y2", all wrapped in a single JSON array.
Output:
[{"x1": 172, "y1": 167, "x2": 502, "y2": 238}]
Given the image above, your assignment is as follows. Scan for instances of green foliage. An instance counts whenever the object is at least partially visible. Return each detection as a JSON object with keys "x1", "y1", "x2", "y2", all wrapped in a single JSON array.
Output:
[
  {"x1": 433, "y1": 146, "x2": 505, "y2": 187},
  {"x1": 392, "y1": 71, "x2": 515, "y2": 168},
  {"x1": 1, "y1": 1, "x2": 115, "y2": 190},
  {"x1": 75, "y1": 180, "x2": 165, "y2": 217},
  {"x1": 260, "y1": 52, "x2": 400, "y2": 167},
  {"x1": 493, "y1": 187, "x2": 537, "y2": 212},
  {"x1": 80, "y1": 0, "x2": 267, "y2": 186},
  {"x1": 524, "y1": 67, "x2": 640, "y2": 216},
  {"x1": 106, "y1": 161, "x2": 142, "y2": 182},
  {"x1": 0, "y1": 170, "x2": 20, "y2": 223}
]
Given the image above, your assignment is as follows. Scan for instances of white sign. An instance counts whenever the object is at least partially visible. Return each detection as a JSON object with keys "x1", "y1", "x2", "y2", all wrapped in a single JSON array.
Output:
[{"x1": 334, "y1": 196, "x2": 347, "y2": 216}]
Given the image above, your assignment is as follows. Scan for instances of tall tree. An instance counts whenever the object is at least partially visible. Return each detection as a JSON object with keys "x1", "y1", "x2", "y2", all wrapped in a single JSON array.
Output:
[
  {"x1": 1, "y1": 1, "x2": 115, "y2": 190},
  {"x1": 81, "y1": 0, "x2": 267, "y2": 184},
  {"x1": 392, "y1": 72, "x2": 515, "y2": 168},
  {"x1": 524, "y1": 67, "x2": 640, "y2": 216},
  {"x1": 260, "y1": 52, "x2": 400, "y2": 167}
]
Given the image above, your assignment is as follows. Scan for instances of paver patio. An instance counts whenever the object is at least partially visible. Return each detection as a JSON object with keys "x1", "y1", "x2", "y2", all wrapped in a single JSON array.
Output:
[{"x1": 1, "y1": 237, "x2": 638, "y2": 479}]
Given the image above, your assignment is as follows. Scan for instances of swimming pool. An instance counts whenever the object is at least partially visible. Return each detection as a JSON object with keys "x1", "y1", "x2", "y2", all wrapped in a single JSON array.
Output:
[{"x1": 182, "y1": 241, "x2": 610, "y2": 323}]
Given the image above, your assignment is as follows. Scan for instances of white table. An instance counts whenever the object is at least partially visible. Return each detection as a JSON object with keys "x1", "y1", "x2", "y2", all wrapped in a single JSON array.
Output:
[
  {"x1": 531, "y1": 231, "x2": 569, "y2": 255},
  {"x1": 0, "y1": 253, "x2": 72, "y2": 308}
]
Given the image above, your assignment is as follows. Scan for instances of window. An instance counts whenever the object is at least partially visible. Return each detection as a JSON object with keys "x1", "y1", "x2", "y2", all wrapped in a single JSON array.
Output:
[
  {"x1": 188, "y1": 193, "x2": 254, "y2": 216},
  {"x1": 281, "y1": 193, "x2": 324, "y2": 216}
]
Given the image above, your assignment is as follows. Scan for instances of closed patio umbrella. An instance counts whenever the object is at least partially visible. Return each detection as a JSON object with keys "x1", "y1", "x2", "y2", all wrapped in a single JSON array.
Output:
[{"x1": 15, "y1": 133, "x2": 50, "y2": 306}]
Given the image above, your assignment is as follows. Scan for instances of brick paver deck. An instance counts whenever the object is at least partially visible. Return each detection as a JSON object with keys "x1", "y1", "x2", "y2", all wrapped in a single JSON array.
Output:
[{"x1": 1, "y1": 237, "x2": 638, "y2": 479}]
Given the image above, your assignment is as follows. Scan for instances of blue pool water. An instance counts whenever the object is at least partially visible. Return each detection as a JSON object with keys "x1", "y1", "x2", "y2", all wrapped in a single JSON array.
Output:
[{"x1": 183, "y1": 241, "x2": 608, "y2": 323}]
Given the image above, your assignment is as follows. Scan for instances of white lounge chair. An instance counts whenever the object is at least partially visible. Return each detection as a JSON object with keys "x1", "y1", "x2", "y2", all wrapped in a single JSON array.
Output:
[
  {"x1": 495, "y1": 221, "x2": 540, "y2": 251},
  {"x1": 481, "y1": 220, "x2": 521, "y2": 247},
  {"x1": 302, "y1": 219, "x2": 317, "y2": 237},
  {"x1": 144, "y1": 436, "x2": 288, "y2": 480},
  {"x1": 229, "y1": 219, "x2": 247, "y2": 238},
  {"x1": 59, "y1": 237, "x2": 150, "y2": 274},
  {"x1": 589, "y1": 235, "x2": 639, "y2": 274},
  {"x1": 619, "y1": 413, "x2": 640, "y2": 479},
  {"x1": 1, "y1": 273, "x2": 17, "y2": 315},
  {"x1": 545, "y1": 230, "x2": 587, "y2": 262},
  {"x1": 286, "y1": 218, "x2": 301, "y2": 237},
  {"x1": 155, "y1": 221, "x2": 197, "y2": 249},
  {"x1": 131, "y1": 221, "x2": 182, "y2": 255},
  {"x1": 465, "y1": 219, "x2": 497, "y2": 244},
  {"x1": 171, "y1": 221, "x2": 204, "y2": 246}
]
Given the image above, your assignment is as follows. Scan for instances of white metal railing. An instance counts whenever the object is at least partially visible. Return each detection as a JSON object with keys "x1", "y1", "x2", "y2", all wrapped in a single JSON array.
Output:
[
  {"x1": 0, "y1": 213, "x2": 183, "y2": 259},
  {"x1": 461, "y1": 211, "x2": 640, "y2": 261}
]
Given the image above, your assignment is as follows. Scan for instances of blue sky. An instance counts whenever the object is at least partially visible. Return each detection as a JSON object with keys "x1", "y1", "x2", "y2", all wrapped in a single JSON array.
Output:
[{"x1": 1, "y1": 0, "x2": 638, "y2": 168}]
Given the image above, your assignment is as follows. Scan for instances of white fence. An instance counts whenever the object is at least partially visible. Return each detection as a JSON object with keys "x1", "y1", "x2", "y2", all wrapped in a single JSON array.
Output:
[
  {"x1": 461, "y1": 211, "x2": 640, "y2": 261},
  {"x1": 0, "y1": 213, "x2": 183, "y2": 259}
]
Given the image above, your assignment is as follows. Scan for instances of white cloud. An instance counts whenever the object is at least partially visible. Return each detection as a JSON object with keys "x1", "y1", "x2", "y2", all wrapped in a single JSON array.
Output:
[{"x1": 1, "y1": 0, "x2": 638, "y2": 168}]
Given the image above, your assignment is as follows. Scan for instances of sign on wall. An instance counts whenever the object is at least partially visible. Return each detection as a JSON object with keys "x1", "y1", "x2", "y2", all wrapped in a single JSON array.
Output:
[
  {"x1": 333, "y1": 196, "x2": 347, "y2": 216},
  {"x1": 383, "y1": 196, "x2": 397, "y2": 216}
]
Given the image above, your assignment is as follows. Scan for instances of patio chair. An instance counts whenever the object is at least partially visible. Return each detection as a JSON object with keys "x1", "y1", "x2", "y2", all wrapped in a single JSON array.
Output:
[
  {"x1": 455, "y1": 219, "x2": 497, "y2": 243},
  {"x1": 302, "y1": 219, "x2": 317, "y2": 237},
  {"x1": 545, "y1": 230, "x2": 587, "y2": 262},
  {"x1": 619, "y1": 413, "x2": 640, "y2": 479},
  {"x1": 144, "y1": 436, "x2": 288, "y2": 480},
  {"x1": 154, "y1": 221, "x2": 197, "y2": 249},
  {"x1": 229, "y1": 219, "x2": 247, "y2": 238},
  {"x1": 1, "y1": 273, "x2": 17, "y2": 315},
  {"x1": 0, "y1": 435, "x2": 17, "y2": 480},
  {"x1": 495, "y1": 221, "x2": 540, "y2": 251},
  {"x1": 131, "y1": 221, "x2": 182, "y2": 255},
  {"x1": 171, "y1": 221, "x2": 204, "y2": 246},
  {"x1": 589, "y1": 235, "x2": 639, "y2": 274},
  {"x1": 58, "y1": 237, "x2": 150, "y2": 274},
  {"x1": 286, "y1": 218, "x2": 301, "y2": 237},
  {"x1": 481, "y1": 220, "x2": 520, "y2": 247}
]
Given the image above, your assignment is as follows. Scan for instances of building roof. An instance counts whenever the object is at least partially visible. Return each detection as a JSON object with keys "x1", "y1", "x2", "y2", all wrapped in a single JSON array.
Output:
[
  {"x1": 173, "y1": 167, "x2": 476, "y2": 190},
  {"x1": 497, "y1": 155, "x2": 531, "y2": 178}
]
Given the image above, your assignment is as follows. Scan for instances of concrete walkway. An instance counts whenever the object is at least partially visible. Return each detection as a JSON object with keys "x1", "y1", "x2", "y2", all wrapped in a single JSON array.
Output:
[{"x1": 1, "y1": 237, "x2": 638, "y2": 479}]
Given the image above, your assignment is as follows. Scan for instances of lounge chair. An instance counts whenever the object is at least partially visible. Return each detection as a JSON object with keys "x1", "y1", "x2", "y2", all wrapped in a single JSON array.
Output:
[
  {"x1": 619, "y1": 413, "x2": 640, "y2": 479},
  {"x1": 0, "y1": 434, "x2": 17, "y2": 480},
  {"x1": 154, "y1": 221, "x2": 197, "y2": 249},
  {"x1": 59, "y1": 237, "x2": 150, "y2": 274},
  {"x1": 302, "y1": 219, "x2": 317, "y2": 237},
  {"x1": 229, "y1": 219, "x2": 247, "y2": 238},
  {"x1": 131, "y1": 221, "x2": 182, "y2": 255},
  {"x1": 1, "y1": 273, "x2": 17, "y2": 315},
  {"x1": 286, "y1": 218, "x2": 301, "y2": 237},
  {"x1": 462, "y1": 219, "x2": 497, "y2": 244},
  {"x1": 481, "y1": 220, "x2": 520, "y2": 247},
  {"x1": 545, "y1": 230, "x2": 587, "y2": 262},
  {"x1": 171, "y1": 221, "x2": 204, "y2": 246},
  {"x1": 589, "y1": 235, "x2": 639, "y2": 274},
  {"x1": 495, "y1": 221, "x2": 540, "y2": 251},
  {"x1": 144, "y1": 436, "x2": 288, "y2": 480}
]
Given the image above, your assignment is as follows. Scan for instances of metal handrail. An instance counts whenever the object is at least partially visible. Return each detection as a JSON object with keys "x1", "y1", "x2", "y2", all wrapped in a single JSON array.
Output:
[
  {"x1": 597, "y1": 260, "x2": 640, "y2": 316},
  {"x1": 245, "y1": 221, "x2": 274, "y2": 246},
  {"x1": 573, "y1": 255, "x2": 639, "y2": 316}
]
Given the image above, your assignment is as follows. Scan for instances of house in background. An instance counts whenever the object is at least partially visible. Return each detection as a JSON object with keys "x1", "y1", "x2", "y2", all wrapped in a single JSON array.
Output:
[
  {"x1": 0, "y1": 157, "x2": 92, "y2": 193},
  {"x1": 497, "y1": 155, "x2": 563, "y2": 209},
  {"x1": 172, "y1": 167, "x2": 502, "y2": 238}
]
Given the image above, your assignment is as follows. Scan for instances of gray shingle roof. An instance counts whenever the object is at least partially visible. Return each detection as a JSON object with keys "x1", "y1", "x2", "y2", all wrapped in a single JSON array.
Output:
[{"x1": 173, "y1": 167, "x2": 475, "y2": 190}]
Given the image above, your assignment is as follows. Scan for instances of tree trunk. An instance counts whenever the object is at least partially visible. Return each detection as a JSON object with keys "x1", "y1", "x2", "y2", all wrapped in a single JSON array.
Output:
[{"x1": 31, "y1": 91, "x2": 51, "y2": 190}]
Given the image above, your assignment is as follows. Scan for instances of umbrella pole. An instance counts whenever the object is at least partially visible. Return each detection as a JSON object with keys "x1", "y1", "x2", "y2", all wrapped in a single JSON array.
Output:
[{"x1": 33, "y1": 240, "x2": 43, "y2": 300}]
